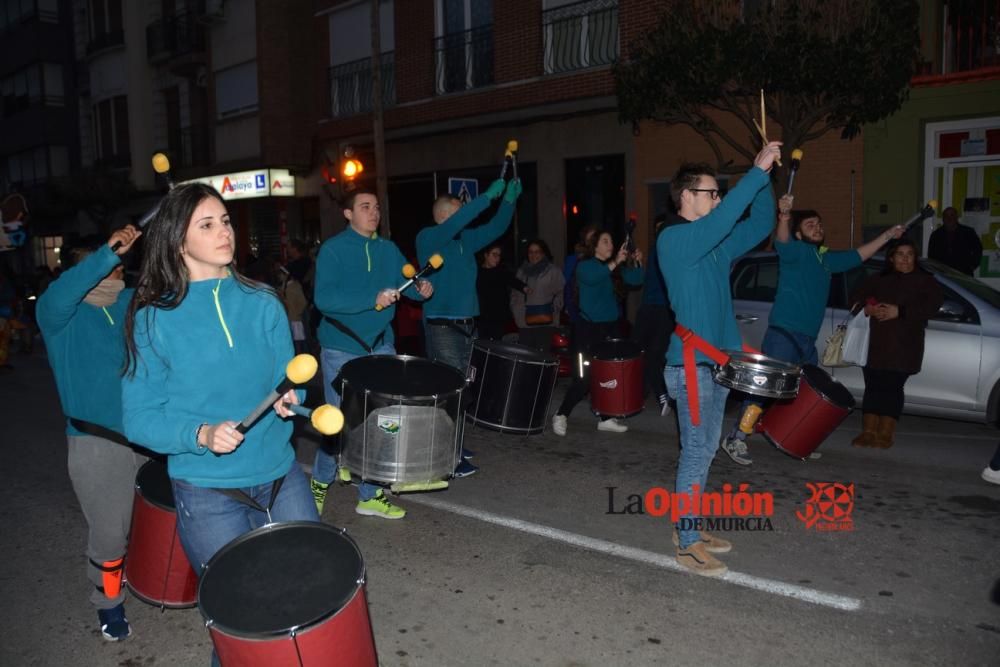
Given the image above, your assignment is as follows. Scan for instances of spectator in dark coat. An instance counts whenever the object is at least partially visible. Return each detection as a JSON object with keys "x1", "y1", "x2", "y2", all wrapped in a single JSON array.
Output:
[
  {"x1": 928, "y1": 207, "x2": 982, "y2": 276},
  {"x1": 850, "y1": 238, "x2": 943, "y2": 448}
]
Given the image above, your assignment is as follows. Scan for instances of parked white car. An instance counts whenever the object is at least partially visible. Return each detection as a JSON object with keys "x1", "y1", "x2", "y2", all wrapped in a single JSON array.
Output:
[{"x1": 730, "y1": 253, "x2": 1000, "y2": 424}]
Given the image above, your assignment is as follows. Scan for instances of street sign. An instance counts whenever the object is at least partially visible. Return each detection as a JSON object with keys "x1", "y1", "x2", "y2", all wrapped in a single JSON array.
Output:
[{"x1": 448, "y1": 177, "x2": 479, "y2": 204}]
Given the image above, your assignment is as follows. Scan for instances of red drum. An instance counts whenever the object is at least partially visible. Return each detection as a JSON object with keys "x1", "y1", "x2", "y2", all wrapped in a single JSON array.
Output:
[
  {"x1": 125, "y1": 460, "x2": 198, "y2": 608},
  {"x1": 198, "y1": 522, "x2": 377, "y2": 667},
  {"x1": 589, "y1": 339, "x2": 644, "y2": 418},
  {"x1": 758, "y1": 364, "x2": 856, "y2": 459}
]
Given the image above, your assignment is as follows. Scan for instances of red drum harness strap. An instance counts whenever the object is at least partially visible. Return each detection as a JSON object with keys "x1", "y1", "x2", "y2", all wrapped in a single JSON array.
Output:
[{"x1": 673, "y1": 324, "x2": 757, "y2": 426}]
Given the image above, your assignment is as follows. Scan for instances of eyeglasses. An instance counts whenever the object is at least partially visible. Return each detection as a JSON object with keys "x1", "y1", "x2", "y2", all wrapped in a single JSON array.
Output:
[{"x1": 689, "y1": 188, "x2": 721, "y2": 201}]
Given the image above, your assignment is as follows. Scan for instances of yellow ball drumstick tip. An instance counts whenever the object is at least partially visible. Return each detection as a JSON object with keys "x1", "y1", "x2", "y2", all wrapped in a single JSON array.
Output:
[
  {"x1": 402, "y1": 264, "x2": 417, "y2": 279},
  {"x1": 429, "y1": 254, "x2": 444, "y2": 269},
  {"x1": 311, "y1": 404, "x2": 344, "y2": 435},
  {"x1": 151, "y1": 153, "x2": 171, "y2": 174},
  {"x1": 286, "y1": 354, "x2": 318, "y2": 384},
  {"x1": 791, "y1": 149, "x2": 803, "y2": 161},
  {"x1": 507, "y1": 140, "x2": 518, "y2": 152},
  {"x1": 928, "y1": 199, "x2": 938, "y2": 210}
]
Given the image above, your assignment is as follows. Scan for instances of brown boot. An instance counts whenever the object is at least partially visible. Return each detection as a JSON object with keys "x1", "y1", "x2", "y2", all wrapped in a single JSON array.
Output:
[
  {"x1": 874, "y1": 416, "x2": 897, "y2": 449},
  {"x1": 852, "y1": 413, "x2": 879, "y2": 447}
]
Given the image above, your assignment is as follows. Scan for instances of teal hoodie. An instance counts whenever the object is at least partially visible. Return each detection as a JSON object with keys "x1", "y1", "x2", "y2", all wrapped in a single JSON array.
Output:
[
  {"x1": 37, "y1": 244, "x2": 132, "y2": 436},
  {"x1": 659, "y1": 167, "x2": 774, "y2": 366},
  {"x1": 415, "y1": 194, "x2": 515, "y2": 318},
  {"x1": 122, "y1": 275, "x2": 297, "y2": 488},
  {"x1": 576, "y1": 258, "x2": 644, "y2": 323},
  {"x1": 314, "y1": 226, "x2": 420, "y2": 354}
]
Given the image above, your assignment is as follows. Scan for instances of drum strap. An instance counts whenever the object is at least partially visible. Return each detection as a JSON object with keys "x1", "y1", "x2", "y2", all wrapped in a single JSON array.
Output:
[
  {"x1": 323, "y1": 315, "x2": 384, "y2": 354},
  {"x1": 212, "y1": 476, "x2": 286, "y2": 519},
  {"x1": 673, "y1": 324, "x2": 731, "y2": 427}
]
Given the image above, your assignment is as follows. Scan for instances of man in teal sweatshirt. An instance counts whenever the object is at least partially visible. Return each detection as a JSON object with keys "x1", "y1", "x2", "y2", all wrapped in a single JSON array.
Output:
[
  {"x1": 416, "y1": 178, "x2": 521, "y2": 476},
  {"x1": 311, "y1": 189, "x2": 433, "y2": 519},
  {"x1": 37, "y1": 226, "x2": 144, "y2": 641},
  {"x1": 659, "y1": 142, "x2": 781, "y2": 576}
]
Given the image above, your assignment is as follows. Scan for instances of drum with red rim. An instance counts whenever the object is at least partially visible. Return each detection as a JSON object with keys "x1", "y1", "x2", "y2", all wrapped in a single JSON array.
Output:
[
  {"x1": 589, "y1": 339, "x2": 645, "y2": 418},
  {"x1": 758, "y1": 364, "x2": 856, "y2": 459},
  {"x1": 125, "y1": 459, "x2": 199, "y2": 608},
  {"x1": 198, "y1": 521, "x2": 377, "y2": 667}
]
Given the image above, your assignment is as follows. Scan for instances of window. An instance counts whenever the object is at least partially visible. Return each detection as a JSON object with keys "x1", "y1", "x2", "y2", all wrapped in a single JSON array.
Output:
[
  {"x1": 435, "y1": 0, "x2": 493, "y2": 94},
  {"x1": 0, "y1": 63, "x2": 63, "y2": 116},
  {"x1": 93, "y1": 96, "x2": 130, "y2": 166},
  {"x1": 731, "y1": 258, "x2": 778, "y2": 302},
  {"x1": 542, "y1": 0, "x2": 618, "y2": 74},
  {"x1": 34, "y1": 235, "x2": 63, "y2": 270},
  {"x1": 5, "y1": 146, "x2": 49, "y2": 186},
  {"x1": 327, "y1": 0, "x2": 395, "y2": 117},
  {"x1": 0, "y1": 0, "x2": 57, "y2": 31},
  {"x1": 88, "y1": 0, "x2": 123, "y2": 52},
  {"x1": 215, "y1": 61, "x2": 258, "y2": 119}
]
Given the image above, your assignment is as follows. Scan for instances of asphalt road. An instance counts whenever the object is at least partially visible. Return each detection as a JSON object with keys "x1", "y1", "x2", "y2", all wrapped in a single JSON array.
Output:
[{"x1": 2, "y1": 352, "x2": 999, "y2": 667}]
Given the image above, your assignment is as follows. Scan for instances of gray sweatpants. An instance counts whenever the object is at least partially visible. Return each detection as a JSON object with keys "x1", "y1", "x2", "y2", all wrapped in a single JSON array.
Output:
[{"x1": 67, "y1": 434, "x2": 148, "y2": 610}]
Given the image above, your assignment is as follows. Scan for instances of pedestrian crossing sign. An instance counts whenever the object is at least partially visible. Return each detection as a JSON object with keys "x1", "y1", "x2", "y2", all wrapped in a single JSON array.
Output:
[{"x1": 448, "y1": 178, "x2": 479, "y2": 204}]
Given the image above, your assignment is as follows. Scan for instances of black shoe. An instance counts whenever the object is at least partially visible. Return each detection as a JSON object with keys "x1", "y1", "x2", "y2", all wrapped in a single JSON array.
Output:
[
  {"x1": 98, "y1": 603, "x2": 131, "y2": 641},
  {"x1": 462, "y1": 447, "x2": 476, "y2": 459}
]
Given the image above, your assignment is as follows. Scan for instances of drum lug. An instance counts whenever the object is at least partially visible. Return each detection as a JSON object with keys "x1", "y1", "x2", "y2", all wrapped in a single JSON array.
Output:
[{"x1": 204, "y1": 618, "x2": 214, "y2": 629}]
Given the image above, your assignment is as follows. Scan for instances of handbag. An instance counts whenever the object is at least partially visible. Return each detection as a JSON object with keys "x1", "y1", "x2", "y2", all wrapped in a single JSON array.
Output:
[
  {"x1": 840, "y1": 309, "x2": 871, "y2": 366},
  {"x1": 821, "y1": 324, "x2": 848, "y2": 367}
]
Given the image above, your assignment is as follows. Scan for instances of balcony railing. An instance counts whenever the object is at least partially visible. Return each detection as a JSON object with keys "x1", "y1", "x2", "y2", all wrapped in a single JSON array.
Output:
[
  {"x1": 86, "y1": 28, "x2": 125, "y2": 56},
  {"x1": 434, "y1": 25, "x2": 494, "y2": 95},
  {"x1": 146, "y1": 13, "x2": 206, "y2": 63},
  {"x1": 542, "y1": 0, "x2": 618, "y2": 75},
  {"x1": 0, "y1": 0, "x2": 58, "y2": 34},
  {"x1": 942, "y1": 0, "x2": 999, "y2": 74},
  {"x1": 329, "y1": 52, "x2": 396, "y2": 118}
]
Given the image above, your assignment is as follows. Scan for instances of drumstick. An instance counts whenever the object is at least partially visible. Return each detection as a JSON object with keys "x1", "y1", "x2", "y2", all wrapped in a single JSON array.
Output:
[
  {"x1": 234, "y1": 354, "x2": 319, "y2": 434},
  {"x1": 374, "y1": 254, "x2": 444, "y2": 311},
  {"x1": 282, "y1": 402, "x2": 344, "y2": 436},
  {"x1": 500, "y1": 139, "x2": 518, "y2": 180},
  {"x1": 112, "y1": 153, "x2": 174, "y2": 251},
  {"x1": 755, "y1": 91, "x2": 782, "y2": 167},
  {"x1": 787, "y1": 149, "x2": 803, "y2": 195},
  {"x1": 902, "y1": 200, "x2": 938, "y2": 230}
]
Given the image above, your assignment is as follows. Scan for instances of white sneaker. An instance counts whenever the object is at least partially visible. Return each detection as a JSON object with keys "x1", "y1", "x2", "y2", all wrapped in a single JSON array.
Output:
[
  {"x1": 982, "y1": 466, "x2": 1000, "y2": 485},
  {"x1": 660, "y1": 401, "x2": 672, "y2": 417},
  {"x1": 552, "y1": 414, "x2": 567, "y2": 436},
  {"x1": 597, "y1": 418, "x2": 628, "y2": 433}
]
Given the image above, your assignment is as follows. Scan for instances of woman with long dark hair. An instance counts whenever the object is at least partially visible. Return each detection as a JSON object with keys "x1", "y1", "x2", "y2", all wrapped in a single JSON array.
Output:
[
  {"x1": 552, "y1": 230, "x2": 643, "y2": 435},
  {"x1": 121, "y1": 183, "x2": 318, "y2": 579},
  {"x1": 849, "y1": 237, "x2": 943, "y2": 448}
]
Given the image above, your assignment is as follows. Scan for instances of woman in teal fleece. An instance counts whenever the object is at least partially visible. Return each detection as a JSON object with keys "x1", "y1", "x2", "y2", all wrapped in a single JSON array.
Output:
[
  {"x1": 121, "y1": 183, "x2": 318, "y2": 583},
  {"x1": 37, "y1": 226, "x2": 144, "y2": 642},
  {"x1": 552, "y1": 230, "x2": 644, "y2": 436}
]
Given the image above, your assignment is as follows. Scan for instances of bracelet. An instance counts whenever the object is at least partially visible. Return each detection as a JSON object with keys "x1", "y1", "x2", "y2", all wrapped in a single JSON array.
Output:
[{"x1": 195, "y1": 423, "x2": 207, "y2": 449}]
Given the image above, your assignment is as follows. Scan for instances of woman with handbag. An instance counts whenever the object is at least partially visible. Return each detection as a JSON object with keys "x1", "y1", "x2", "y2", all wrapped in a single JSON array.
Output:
[
  {"x1": 849, "y1": 237, "x2": 943, "y2": 448},
  {"x1": 511, "y1": 239, "x2": 564, "y2": 351}
]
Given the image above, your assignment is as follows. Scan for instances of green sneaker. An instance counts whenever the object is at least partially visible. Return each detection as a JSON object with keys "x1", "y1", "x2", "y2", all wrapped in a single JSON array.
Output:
[
  {"x1": 355, "y1": 490, "x2": 405, "y2": 520},
  {"x1": 310, "y1": 479, "x2": 330, "y2": 515},
  {"x1": 337, "y1": 465, "x2": 352, "y2": 484}
]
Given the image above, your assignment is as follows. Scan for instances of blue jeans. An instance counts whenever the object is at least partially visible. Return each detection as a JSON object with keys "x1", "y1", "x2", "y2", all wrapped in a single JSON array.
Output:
[
  {"x1": 171, "y1": 462, "x2": 319, "y2": 574},
  {"x1": 665, "y1": 365, "x2": 730, "y2": 549},
  {"x1": 424, "y1": 320, "x2": 475, "y2": 373},
  {"x1": 740, "y1": 326, "x2": 818, "y2": 414},
  {"x1": 312, "y1": 344, "x2": 395, "y2": 500}
]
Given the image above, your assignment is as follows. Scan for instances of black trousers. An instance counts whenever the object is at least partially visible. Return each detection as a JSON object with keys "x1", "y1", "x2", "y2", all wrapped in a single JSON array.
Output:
[
  {"x1": 557, "y1": 320, "x2": 619, "y2": 417},
  {"x1": 861, "y1": 367, "x2": 911, "y2": 419},
  {"x1": 630, "y1": 303, "x2": 674, "y2": 401}
]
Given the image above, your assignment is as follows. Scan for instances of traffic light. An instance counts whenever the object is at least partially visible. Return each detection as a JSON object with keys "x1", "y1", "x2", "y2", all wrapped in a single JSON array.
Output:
[{"x1": 342, "y1": 157, "x2": 364, "y2": 180}]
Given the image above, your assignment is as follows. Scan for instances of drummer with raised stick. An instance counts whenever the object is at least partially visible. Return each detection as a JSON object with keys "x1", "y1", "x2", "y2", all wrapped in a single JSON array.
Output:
[
  {"x1": 659, "y1": 142, "x2": 782, "y2": 577},
  {"x1": 309, "y1": 188, "x2": 433, "y2": 519},
  {"x1": 719, "y1": 156, "x2": 906, "y2": 467}
]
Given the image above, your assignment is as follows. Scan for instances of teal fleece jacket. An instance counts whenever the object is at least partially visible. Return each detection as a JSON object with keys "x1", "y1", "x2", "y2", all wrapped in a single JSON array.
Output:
[
  {"x1": 314, "y1": 227, "x2": 421, "y2": 354},
  {"x1": 659, "y1": 167, "x2": 775, "y2": 366},
  {"x1": 122, "y1": 276, "x2": 298, "y2": 488},
  {"x1": 770, "y1": 240, "x2": 861, "y2": 338},
  {"x1": 415, "y1": 195, "x2": 515, "y2": 318},
  {"x1": 576, "y1": 258, "x2": 644, "y2": 323},
  {"x1": 37, "y1": 244, "x2": 132, "y2": 436}
]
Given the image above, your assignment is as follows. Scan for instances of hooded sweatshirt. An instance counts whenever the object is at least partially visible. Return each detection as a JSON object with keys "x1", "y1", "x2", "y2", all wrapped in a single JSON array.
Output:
[
  {"x1": 314, "y1": 226, "x2": 418, "y2": 355},
  {"x1": 659, "y1": 167, "x2": 774, "y2": 366},
  {"x1": 122, "y1": 275, "x2": 298, "y2": 488},
  {"x1": 416, "y1": 194, "x2": 515, "y2": 319},
  {"x1": 37, "y1": 244, "x2": 132, "y2": 435}
]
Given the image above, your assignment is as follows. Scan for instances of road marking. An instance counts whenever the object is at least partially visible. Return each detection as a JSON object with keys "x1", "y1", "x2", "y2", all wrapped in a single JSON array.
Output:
[{"x1": 407, "y1": 494, "x2": 863, "y2": 612}]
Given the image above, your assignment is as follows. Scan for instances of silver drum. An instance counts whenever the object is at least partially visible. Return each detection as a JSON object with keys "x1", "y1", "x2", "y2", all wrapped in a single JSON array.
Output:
[
  {"x1": 339, "y1": 355, "x2": 465, "y2": 484},
  {"x1": 713, "y1": 352, "x2": 800, "y2": 399}
]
